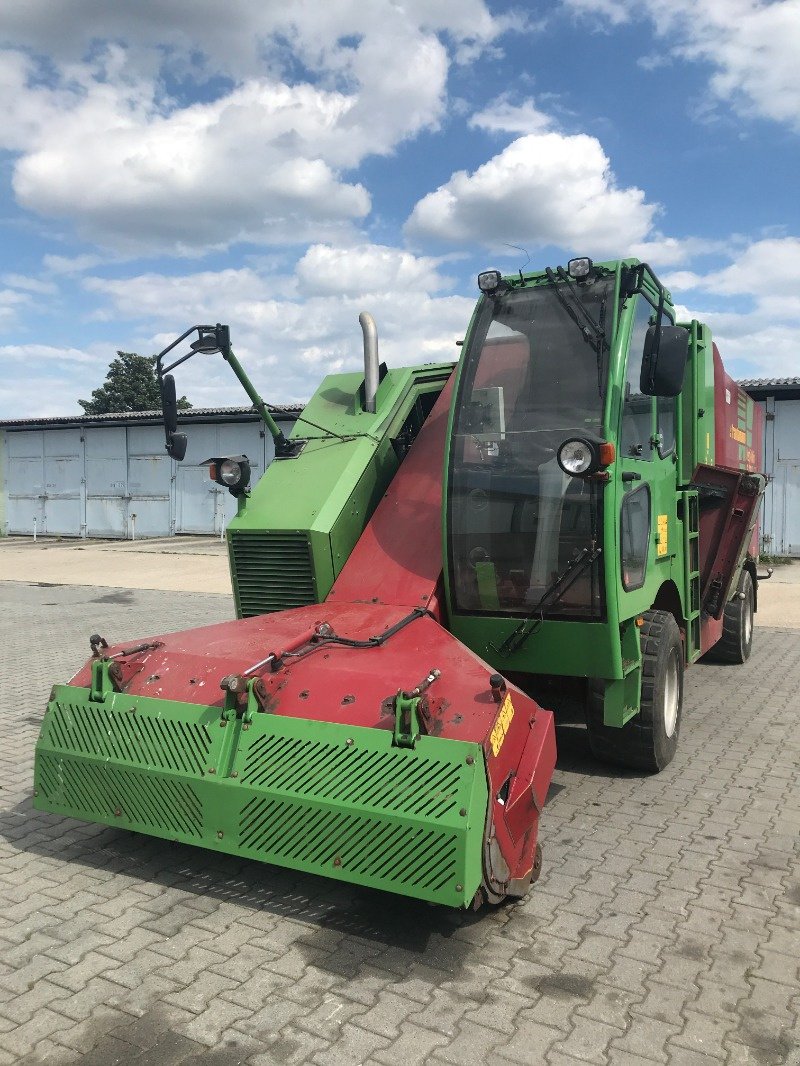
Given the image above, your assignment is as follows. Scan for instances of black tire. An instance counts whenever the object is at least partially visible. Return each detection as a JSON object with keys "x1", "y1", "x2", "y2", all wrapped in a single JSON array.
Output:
[
  {"x1": 586, "y1": 610, "x2": 683, "y2": 773},
  {"x1": 708, "y1": 569, "x2": 754, "y2": 664}
]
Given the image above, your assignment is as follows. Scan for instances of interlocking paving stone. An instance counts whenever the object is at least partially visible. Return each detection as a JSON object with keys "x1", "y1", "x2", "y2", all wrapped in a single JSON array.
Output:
[{"x1": 1, "y1": 579, "x2": 799, "y2": 1064}]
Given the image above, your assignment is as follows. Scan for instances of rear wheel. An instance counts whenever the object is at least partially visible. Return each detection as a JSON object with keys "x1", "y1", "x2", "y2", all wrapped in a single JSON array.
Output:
[
  {"x1": 587, "y1": 610, "x2": 683, "y2": 772},
  {"x1": 708, "y1": 569, "x2": 754, "y2": 664}
]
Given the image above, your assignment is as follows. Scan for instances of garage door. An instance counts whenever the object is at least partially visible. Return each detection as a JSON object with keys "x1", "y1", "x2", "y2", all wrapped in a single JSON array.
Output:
[{"x1": 7, "y1": 429, "x2": 83, "y2": 536}]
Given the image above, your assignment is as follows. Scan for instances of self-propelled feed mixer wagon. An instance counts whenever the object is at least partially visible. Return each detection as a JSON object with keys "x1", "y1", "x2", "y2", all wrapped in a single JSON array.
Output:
[{"x1": 34, "y1": 258, "x2": 766, "y2": 908}]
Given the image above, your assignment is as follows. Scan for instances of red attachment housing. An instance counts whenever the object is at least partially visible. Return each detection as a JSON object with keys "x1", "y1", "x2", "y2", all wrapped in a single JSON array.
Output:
[{"x1": 72, "y1": 376, "x2": 557, "y2": 900}]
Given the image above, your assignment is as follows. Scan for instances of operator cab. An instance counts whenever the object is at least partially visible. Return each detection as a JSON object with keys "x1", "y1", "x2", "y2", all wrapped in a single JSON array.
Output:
[{"x1": 447, "y1": 261, "x2": 615, "y2": 621}]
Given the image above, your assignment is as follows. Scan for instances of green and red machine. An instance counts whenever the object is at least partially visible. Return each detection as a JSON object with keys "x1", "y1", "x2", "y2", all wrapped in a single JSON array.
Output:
[{"x1": 34, "y1": 258, "x2": 766, "y2": 908}]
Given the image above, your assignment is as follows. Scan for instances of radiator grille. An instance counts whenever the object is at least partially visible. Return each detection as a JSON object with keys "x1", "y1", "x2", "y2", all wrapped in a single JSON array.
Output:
[
  {"x1": 44, "y1": 699, "x2": 212, "y2": 775},
  {"x1": 238, "y1": 796, "x2": 459, "y2": 893},
  {"x1": 37, "y1": 752, "x2": 203, "y2": 837},
  {"x1": 230, "y1": 531, "x2": 317, "y2": 616}
]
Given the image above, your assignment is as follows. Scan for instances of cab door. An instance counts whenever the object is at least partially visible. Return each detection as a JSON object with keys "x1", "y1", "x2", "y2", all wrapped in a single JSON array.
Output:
[{"x1": 618, "y1": 294, "x2": 678, "y2": 612}]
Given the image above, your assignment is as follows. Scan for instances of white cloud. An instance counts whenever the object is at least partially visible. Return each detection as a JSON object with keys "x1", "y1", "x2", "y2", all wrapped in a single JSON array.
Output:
[
  {"x1": 469, "y1": 95, "x2": 552, "y2": 135},
  {"x1": 0, "y1": 287, "x2": 32, "y2": 327},
  {"x1": 1, "y1": 273, "x2": 58, "y2": 294},
  {"x1": 0, "y1": 343, "x2": 99, "y2": 365},
  {"x1": 562, "y1": 0, "x2": 800, "y2": 131},
  {"x1": 0, "y1": 1, "x2": 505, "y2": 254},
  {"x1": 78, "y1": 249, "x2": 474, "y2": 406},
  {"x1": 665, "y1": 237, "x2": 800, "y2": 379},
  {"x1": 296, "y1": 244, "x2": 452, "y2": 296},
  {"x1": 43, "y1": 253, "x2": 106, "y2": 275},
  {"x1": 405, "y1": 132, "x2": 657, "y2": 253}
]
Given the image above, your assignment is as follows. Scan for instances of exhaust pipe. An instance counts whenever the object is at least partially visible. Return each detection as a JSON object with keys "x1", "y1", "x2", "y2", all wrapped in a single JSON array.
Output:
[{"x1": 359, "y1": 311, "x2": 379, "y2": 414}]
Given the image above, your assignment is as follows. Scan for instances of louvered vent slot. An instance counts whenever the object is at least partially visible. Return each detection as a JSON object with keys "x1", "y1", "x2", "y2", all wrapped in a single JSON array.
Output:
[
  {"x1": 241, "y1": 735, "x2": 461, "y2": 820},
  {"x1": 37, "y1": 753, "x2": 203, "y2": 837},
  {"x1": 45, "y1": 701, "x2": 212, "y2": 775},
  {"x1": 230, "y1": 532, "x2": 316, "y2": 616},
  {"x1": 238, "y1": 796, "x2": 459, "y2": 894}
]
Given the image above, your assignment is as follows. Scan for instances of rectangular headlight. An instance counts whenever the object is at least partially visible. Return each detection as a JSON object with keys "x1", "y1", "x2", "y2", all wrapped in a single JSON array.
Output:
[
  {"x1": 478, "y1": 270, "x2": 502, "y2": 293},
  {"x1": 567, "y1": 257, "x2": 593, "y2": 280}
]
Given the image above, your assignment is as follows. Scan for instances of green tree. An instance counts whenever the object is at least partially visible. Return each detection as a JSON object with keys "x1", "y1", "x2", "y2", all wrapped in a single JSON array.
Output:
[{"x1": 79, "y1": 352, "x2": 191, "y2": 415}]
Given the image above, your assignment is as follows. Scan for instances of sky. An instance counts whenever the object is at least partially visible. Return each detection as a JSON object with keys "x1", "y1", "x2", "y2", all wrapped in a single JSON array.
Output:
[{"x1": 1, "y1": 0, "x2": 799, "y2": 418}]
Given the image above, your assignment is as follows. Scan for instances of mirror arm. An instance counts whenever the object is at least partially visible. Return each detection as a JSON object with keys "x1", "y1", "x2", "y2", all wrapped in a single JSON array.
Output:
[
  {"x1": 159, "y1": 350, "x2": 196, "y2": 376},
  {"x1": 218, "y1": 342, "x2": 294, "y2": 454}
]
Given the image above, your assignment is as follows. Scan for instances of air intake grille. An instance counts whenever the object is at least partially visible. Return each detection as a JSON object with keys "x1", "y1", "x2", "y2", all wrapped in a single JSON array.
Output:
[{"x1": 230, "y1": 532, "x2": 317, "y2": 616}]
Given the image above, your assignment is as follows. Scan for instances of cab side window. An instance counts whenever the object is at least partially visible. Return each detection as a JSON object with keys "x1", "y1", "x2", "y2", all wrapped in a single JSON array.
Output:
[
  {"x1": 620, "y1": 297, "x2": 654, "y2": 460},
  {"x1": 657, "y1": 386, "x2": 676, "y2": 456}
]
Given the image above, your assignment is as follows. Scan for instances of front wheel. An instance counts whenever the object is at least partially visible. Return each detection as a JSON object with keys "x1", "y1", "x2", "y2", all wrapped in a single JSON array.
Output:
[{"x1": 586, "y1": 610, "x2": 683, "y2": 773}]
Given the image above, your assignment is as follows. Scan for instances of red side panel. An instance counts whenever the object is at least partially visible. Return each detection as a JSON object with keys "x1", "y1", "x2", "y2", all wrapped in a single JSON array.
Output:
[
  {"x1": 713, "y1": 344, "x2": 764, "y2": 475},
  {"x1": 327, "y1": 373, "x2": 454, "y2": 611}
]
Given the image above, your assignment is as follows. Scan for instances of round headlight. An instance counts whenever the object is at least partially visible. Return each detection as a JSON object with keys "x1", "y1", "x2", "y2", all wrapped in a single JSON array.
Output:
[
  {"x1": 219, "y1": 459, "x2": 242, "y2": 486},
  {"x1": 557, "y1": 438, "x2": 598, "y2": 477}
]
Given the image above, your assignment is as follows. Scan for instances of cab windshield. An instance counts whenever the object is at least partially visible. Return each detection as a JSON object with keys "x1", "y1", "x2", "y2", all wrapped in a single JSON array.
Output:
[{"x1": 448, "y1": 274, "x2": 613, "y2": 618}]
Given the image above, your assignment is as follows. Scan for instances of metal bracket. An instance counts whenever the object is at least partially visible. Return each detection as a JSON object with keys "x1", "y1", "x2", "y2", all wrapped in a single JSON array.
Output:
[
  {"x1": 89, "y1": 658, "x2": 122, "y2": 702},
  {"x1": 220, "y1": 674, "x2": 271, "y2": 722},
  {"x1": 393, "y1": 691, "x2": 422, "y2": 749},
  {"x1": 392, "y1": 669, "x2": 440, "y2": 749}
]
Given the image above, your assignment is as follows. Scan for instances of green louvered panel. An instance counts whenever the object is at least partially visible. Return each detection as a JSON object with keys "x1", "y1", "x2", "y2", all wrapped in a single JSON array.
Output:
[{"x1": 229, "y1": 531, "x2": 316, "y2": 616}]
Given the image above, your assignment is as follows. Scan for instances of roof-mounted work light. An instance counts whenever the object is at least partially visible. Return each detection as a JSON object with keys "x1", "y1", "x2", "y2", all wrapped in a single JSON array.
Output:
[
  {"x1": 477, "y1": 270, "x2": 503, "y2": 294},
  {"x1": 567, "y1": 257, "x2": 593, "y2": 282}
]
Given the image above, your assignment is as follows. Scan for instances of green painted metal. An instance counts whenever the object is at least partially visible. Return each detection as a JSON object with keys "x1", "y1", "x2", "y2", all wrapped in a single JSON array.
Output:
[
  {"x1": 440, "y1": 258, "x2": 733, "y2": 731},
  {"x1": 228, "y1": 363, "x2": 453, "y2": 617},
  {"x1": 33, "y1": 684, "x2": 488, "y2": 907}
]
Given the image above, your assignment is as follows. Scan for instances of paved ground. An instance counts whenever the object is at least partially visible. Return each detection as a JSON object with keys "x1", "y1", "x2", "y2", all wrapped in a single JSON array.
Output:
[
  {"x1": 1, "y1": 580, "x2": 799, "y2": 1066},
  {"x1": 2, "y1": 539, "x2": 798, "y2": 628},
  {"x1": 0, "y1": 538, "x2": 231, "y2": 595}
]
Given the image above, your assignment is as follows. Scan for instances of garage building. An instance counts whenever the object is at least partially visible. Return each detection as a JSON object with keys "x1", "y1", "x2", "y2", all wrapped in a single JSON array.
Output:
[
  {"x1": 740, "y1": 377, "x2": 800, "y2": 557},
  {"x1": 0, "y1": 405, "x2": 300, "y2": 539}
]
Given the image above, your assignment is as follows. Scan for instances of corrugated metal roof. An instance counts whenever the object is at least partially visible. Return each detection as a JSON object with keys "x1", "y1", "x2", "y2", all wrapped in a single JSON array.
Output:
[
  {"x1": 738, "y1": 377, "x2": 800, "y2": 389},
  {"x1": 0, "y1": 404, "x2": 303, "y2": 430}
]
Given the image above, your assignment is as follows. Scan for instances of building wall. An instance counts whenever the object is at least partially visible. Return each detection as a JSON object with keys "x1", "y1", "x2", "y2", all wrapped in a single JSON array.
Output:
[
  {"x1": 760, "y1": 396, "x2": 800, "y2": 557},
  {"x1": 1, "y1": 416, "x2": 294, "y2": 538}
]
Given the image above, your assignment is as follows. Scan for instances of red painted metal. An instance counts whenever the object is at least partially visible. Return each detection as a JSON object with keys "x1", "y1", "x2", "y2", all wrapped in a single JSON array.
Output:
[
  {"x1": 712, "y1": 343, "x2": 765, "y2": 558},
  {"x1": 327, "y1": 374, "x2": 454, "y2": 612},
  {"x1": 71, "y1": 602, "x2": 556, "y2": 887},
  {"x1": 68, "y1": 366, "x2": 557, "y2": 897}
]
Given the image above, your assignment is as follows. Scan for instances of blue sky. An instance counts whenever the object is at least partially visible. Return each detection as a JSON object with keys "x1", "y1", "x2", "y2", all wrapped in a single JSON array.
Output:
[{"x1": 1, "y1": 0, "x2": 799, "y2": 418}]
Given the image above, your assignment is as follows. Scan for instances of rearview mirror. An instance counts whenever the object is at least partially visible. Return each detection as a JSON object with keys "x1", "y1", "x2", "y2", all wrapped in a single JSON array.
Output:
[
  {"x1": 640, "y1": 325, "x2": 689, "y2": 397},
  {"x1": 160, "y1": 374, "x2": 187, "y2": 460},
  {"x1": 161, "y1": 373, "x2": 179, "y2": 435},
  {"x1": 166, "y1": 432, "x2": 187, "y2": 461}
]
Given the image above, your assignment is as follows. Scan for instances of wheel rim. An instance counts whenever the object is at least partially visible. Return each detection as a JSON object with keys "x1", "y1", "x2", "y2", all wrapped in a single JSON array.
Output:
[
  {"x1": 744, "y1": 592, "x2": 753, "y2": 646},
  {"x1": 663, "y1": 653, "x2": 679, "y2": 738}
]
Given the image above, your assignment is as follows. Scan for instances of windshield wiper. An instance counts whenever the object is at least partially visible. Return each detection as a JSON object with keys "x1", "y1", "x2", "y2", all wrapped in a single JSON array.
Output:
[
  {"x1": 493, "y1": 545, "x2": 601, "y2": 657},
  {"x1": 551, "y1": 267, "x2": 608, "y2": 350},
  {"x1": 543, "y1": 268, "x2": 595, "y2": 346},
  {"x1": 545, "y1": 267, "x2": 608, "y2": 395}
]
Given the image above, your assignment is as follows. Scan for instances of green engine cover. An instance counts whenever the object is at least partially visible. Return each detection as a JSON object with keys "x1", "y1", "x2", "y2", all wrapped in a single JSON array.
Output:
[{"x1": 228, "y1": 363, "x2": 452, "y2": 618}]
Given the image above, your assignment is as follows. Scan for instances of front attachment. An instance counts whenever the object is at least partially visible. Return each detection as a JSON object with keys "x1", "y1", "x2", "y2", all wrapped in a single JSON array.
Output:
[{"x1": 34, "y1": 685, "x2": 488, "y2": 908}]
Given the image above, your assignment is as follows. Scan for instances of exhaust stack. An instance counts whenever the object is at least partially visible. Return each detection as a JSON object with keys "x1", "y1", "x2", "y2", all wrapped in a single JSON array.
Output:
[{"x1": 359, "y1": 311, "x2": 379, "y2": 414}]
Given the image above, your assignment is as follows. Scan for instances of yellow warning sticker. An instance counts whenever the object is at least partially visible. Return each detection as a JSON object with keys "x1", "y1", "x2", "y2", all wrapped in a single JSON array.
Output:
[
  {"x1": 657, "y1": 513, "x2": 668, "y2": 557},
  {"x1": 490, "y1": 694, "x2": 515, "y2": 757}
]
